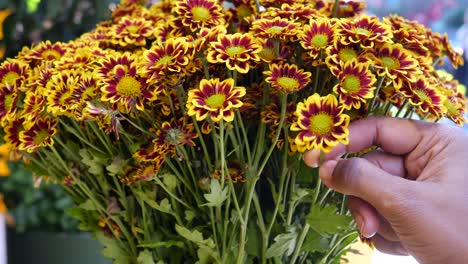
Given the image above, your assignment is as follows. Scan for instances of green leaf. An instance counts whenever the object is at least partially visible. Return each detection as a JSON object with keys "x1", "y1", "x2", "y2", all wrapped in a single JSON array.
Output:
[
  {"x1": 175, "y1": 225, "x2": 215, "y2": 249},
  {"x1": 79, "y1": 199, "x2": 98, "y2": 211},
  {"x1": 137, "y1": 250, "x2": 155, "y2": 264},
  {"x1": 133, "y1": 190, "x2": 174, "y2": 216},
  {"x1": 202, "y1": 179, "x2": 228, "y2": 207},
  {"x1": 301, "y1": 229, "x2": 330, "y2": 253},
  {"x1": 196, "y1": 247, "x2": 216, "y2": 264},
  {"x1": 96, "y1": 232, "x2": 131, "y2": 264},
  {"x1": 138, "y1": 241, "x2": 185, "y2": 249},
  {"x1": 106, "y1": 156, "x2": 127, "y2": 176},
  {"x1": 79, "y1": 149, "x2": 108, "y2": 176},
  {"x1": 307, "y1": 205, "x2": 353, "y2": 235},
  {"x1": 185, "y1": 210, "x2": 196, "y2": 223},
  {"x1": 266, "y1": 228, "x2": 298, "y2": 258},
  {"x1": 162, "y1": 173, "x2": 178, "y2": 191}
]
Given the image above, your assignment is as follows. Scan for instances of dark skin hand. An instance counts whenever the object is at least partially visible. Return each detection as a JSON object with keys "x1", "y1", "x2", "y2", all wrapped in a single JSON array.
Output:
[{"x1": 303, "y1": 117, "x2": 468, "y2": 264}]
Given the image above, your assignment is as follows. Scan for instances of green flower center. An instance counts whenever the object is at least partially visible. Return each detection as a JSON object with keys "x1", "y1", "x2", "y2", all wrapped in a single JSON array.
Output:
[
  {"x1": 444, "y1": 100, "x2": 458, "y2": 116},
  {"x1": 259, "y1": 48, "x2": 275, "y2": 61},
  {"x1": 116, "y1": 76, "x2": 142, "y2": 97},
  {"x1": 381, "y1": 56, "x2": 400, "y2": 70},
  {"x1": 4, "y1": 94, "x2": 14, "y2": 110},
  {"x1": 266, "y1": 26, "x2": 284, "y2": 35},
  {"x1": 311, "y1": 34, "x2": 328, "y2": 48},
  {"x1": 33, "y1": 129, "x2": 50, "y2": 146},
  {"x1": 226, "y1": 46, "x2": 246, "y2": 57},
  {"x1": 353, "y1": 27, "x2": 371, "y2": 36},
  {"x1": 192, "y1": 6, "x2": 212, "y2": 21},
  {"x1": 41, "y1": 49, "x2": 62, "y2": 60},
  {"x1": 277, "y1": 77, "x2": 299, "y2": 91},
  {"x1": 339, "y1": 48, "x2": 357, "y2": 62},
  {"x1": 2, "y1": 72, "x2": 20, "y2": 86},
  {"x1": 205, "y1": 93, "x2": 226, "y2": 108},
  {"x1": 415, "y1": 89, "x2": 430, "y2": 102},
  {"x1": 237, "y1": 4, "x2": 253, "y2": 19},
  {"x1": 342, "y1": 75, "x2": 361, "y2": 93},
  {"x1": 310, "y1": 112, "x2": 334, "y2": 136},
  {"x1": 126, "y1": 25, "x2": 140, "y2": 34},
  {"x1": 157, "y1": 55, "x2": 173, "y2": 66}
]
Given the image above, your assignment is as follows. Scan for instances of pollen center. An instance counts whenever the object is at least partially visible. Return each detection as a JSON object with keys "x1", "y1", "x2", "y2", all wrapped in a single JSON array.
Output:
[
  {"x1": 192, "y1": 6, "x2": 212, "y2": 21},
  {"x1": 311, "y1": 34, "x2": 328, "y2": 48},
  {"x1": 266, "y1": 26, "x2": 284, "y2": 35},
  {"x1": 126, "y1": 25, "x2": 140, "y2": 34},
  {"x1": 310, "y1": 112, "x2": 333, "y2": 136},
  {"x1": 343, "y1": 75, "x2": 361, "y2": 93},
  {"x1": 4, "y1": 94, "x2": 14, "y2": 109},
  {"x1": 33, "y1": 129, "x2": 50, "y2": 145},
  {"x1": 353, "y1": 27, "x2": 371, "y2": 36},
  {"x1": 116, "y1": 76, "x2": 142, "y2": 97},
  {"x1": 157, "y1": 55, "x2": 173, "y2": 65},
  {"x1": 259, "y1": 48, "x2": 275, "y2": 61},
  {"x1": 381, "y1": 56, "x2": 400, "y2": 70},
  {"x1": 415, "y1": 90, "x2": 430, "y2": 102},
  {"x1": 2, "y1": 72, "x2": 20, "y2": 86},
  {"x1": 339, "y1": 48, "x2": 357, "y2": 62},
  {"x1": 205, "y1": 94, "x2": 226, "y2": 108},
  {"x1": 237, "y1": 4, "x2": 253, "y2": 19},
  {"x1": 277, "y1": 77, "x2": 299, "y2": 91},
  {"x1": 444, "y1": 100, "x2": 458, "y2": 116},
  {"x1": 226, "y1": 46, "x2": 246, "y2": 57},
  {"x1": 41, "y1": 50, "x2": 62, "y2": 60}
]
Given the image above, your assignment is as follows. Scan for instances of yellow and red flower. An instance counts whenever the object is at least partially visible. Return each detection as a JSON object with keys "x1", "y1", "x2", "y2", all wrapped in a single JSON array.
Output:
[
  {"x1": 109, "y1": 17, "x2": 153, "y2": 47},
  {"x1": 143, "y1": 38, "x2": 193, "y2": 81},
  {"x1": 19, "y1": 117, "x2": 58, "y2": 153},
  {"x1": 21, "y1": 92, "x2": 46, "y2": 122},
  {"x1": 173, "y1": 0, "x2": 225, "y2": 32},
  {"x1": 263, "y1": 63, "x2": 311, "y2": 93},
  {"x1": 100, "y1": 62, "x2": 161, "y2": 113},
  {"x1": 28, "y1": 41, "x2": 68, "y2": 65},
  {"x1": 325, "y1": 41, "x2": 367, "y2": 70},
  {"x1": 399, "y1": 79, "x2": 445, "y2": 117},
  {"x1": 251, "y1": 17, "x2": 300, "y2": 41},
  {"x1": 301, "y1": 18, "x2": 336, "y2": 59},
  {"x1": 187, "y1": 78, "x2": 246, "y2": 122},
  {"x1": 332, "y1": 60, "x2": 376, "y2": 110},
  {"x1": 0, "y1": 84, "x2": 18, "y2": 125},
  {"x1": 370, "y1": 43, "x2": 421, "y2": 89},
  {"x1": 336, "y1": 0, "x2": 366, "y2": 18},
  {"x1": 0, "y1": 59, "x2": 30, "y2": 89},
  {"x1": 337, "y1": 15, "x2": 392, "y2": 49},
  {"x1": 291, "y1": 94, "x2": 350, "y2": 153},
  {"x1": 267, "y1": 4, "x2": 319, "y2": 23},
  {"x1": 207, "y1": 33, "x2": 261, "y2": 73}
]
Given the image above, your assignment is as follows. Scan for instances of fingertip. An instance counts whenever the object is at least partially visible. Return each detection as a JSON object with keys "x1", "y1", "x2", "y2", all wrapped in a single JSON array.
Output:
[
  {"x1": 304, "y1": 149, "x2": 321, "y2": 168},
  {"x1": 319, "y1": 160, "x2": 337, "y2": 185}
]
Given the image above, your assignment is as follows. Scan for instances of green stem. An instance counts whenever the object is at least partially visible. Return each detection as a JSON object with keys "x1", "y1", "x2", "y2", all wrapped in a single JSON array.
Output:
[
  {"x1": 236, "y1": 111, "x2": 252, "y2": 164},
  {"x1": 368, "y1": 76, "x2": 386, "y2": 114},
  {"x1": 290, "y1": 224, "x2": 310, "y2": 263},
  {"x1": 395, "y1": 99, "x2": 408, "y2": 117},
  {"x1": 332, "y1": 0, "x2": 340, "y2": 18}
]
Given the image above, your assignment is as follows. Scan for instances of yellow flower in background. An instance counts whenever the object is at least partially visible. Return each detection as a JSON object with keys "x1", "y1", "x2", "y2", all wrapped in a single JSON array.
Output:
[
  {"x1": 0, "y1": 9, "x2": 12, "y2": 41},
  {"x1": 0, "y1": 144, "x2": 11, "y2": 176}
]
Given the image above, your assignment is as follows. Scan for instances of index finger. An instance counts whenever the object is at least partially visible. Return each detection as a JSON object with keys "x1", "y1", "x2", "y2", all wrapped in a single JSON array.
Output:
[{"x1": 305, "y1": 116, "x2": 428, "y2": 163}]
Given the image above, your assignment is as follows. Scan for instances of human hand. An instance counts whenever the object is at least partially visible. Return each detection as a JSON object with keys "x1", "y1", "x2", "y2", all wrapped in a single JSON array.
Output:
[{"x1": 304, "y1": 117, "x2": 468, "y2": 264}]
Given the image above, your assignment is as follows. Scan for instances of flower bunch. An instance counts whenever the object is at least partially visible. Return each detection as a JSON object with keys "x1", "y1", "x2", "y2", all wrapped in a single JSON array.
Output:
[{"x1": 0, "y1": 0, "x2": 465, "y2": 263}]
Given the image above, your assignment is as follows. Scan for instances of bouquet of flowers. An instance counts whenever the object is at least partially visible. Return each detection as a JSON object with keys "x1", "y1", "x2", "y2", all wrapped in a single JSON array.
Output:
[{"x1": 0, "y1": 0, "x2": 465, "y2": 263}]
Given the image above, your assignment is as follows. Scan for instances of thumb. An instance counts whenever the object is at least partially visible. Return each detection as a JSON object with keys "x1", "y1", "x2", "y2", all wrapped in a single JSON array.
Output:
[{"x1": 319, "y1": 158, "x2": 414, "y2": 215}]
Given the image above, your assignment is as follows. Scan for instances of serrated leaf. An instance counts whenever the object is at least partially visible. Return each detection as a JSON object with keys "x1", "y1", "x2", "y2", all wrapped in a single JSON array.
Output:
[
  {"x1": 266, "y1": 229, "x2": 298, "y2": 258},
  {"x1": 307, "y1": 205, "x2": 352, "y2": 235},
  {"x1": 196, "y1": 247, "x2": 216, "y2": 264},
  {"x1": 185, "y1": 210, "x2": 196, "y2": 222},
  {"x1": 96, "y1": 232, "x2": 131, "y2": 264},
  {"x1": 79, "y1": 199, "x2": 97, "y2": 211},
  {"x1": 106, "y1": 156, "x2": 126, "y2": 176},
  {"x1": 301, "y1": 229, "x2": 330, "y2": 253},
  {"x1": 137, "y1": 250, "x2": 155, "y2": 264},
  {"x1": 162, "y1": 174, "x2": 177, "y2": 191},
  {"x1": 175, "y1": 225, "x2": 215, "y2": 249},
  {"x1": 202, "y1": 179, "x2": 228, "y2": 207},
  {"x1": 79, "y1": 149, "x2": 107, "y2": 176}
]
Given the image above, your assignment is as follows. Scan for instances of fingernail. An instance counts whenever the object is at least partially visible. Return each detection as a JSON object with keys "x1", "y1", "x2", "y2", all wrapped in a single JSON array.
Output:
[
  {"x1": 319, "y1": 160, "x2": 337, "y2": 183},
  {"x1": 304, "y1": 149, "x2": 321, "y2": 168}
]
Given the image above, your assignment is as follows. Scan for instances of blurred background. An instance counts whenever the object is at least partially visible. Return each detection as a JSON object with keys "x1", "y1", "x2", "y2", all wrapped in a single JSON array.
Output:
[{"x1": 0, "y1": 0, "x2": 467, "y2": 263}]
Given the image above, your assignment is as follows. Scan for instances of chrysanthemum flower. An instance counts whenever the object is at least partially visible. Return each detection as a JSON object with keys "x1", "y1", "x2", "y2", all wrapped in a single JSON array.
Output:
[
  {"x1": 266, "y1": 4, "x2": 319, "y2": 22},
  {"x1": 143, "y1": 38, "x2": 193, "y2": 81},
  {"x1": 207, "y1": 33, "x2": 261, "y2": 73},
  {"x1": 28, "y1": 41, "x2": 68, "y2": 64},
  {"x1": 399, "y1": 79, "x2": 446, "y2": 117},
  {"x1": 101, "y1": 62, "x2": 161, "y2": 113},
  {"x1": 231, "y1": 0, "x2": 256, "y2": 22},
  {"x1": 336, "y1": 0, "x2": 366, "y2": 18},
  {"x1": 370, "y1": 43, "x2": 421, "y2": 89},
  {"x1": 160, "y1": 118, "x2": 198, "y2": 148},
  {"x1": 291, "y1": 94, "x2": 350, "y2": 153},
  {"x1": 440, "y1": 34, "x2": 464, "y2": 69},
  {"x1": 109, "y1": 17, "x2": 153, "y2": 47},
  {"x1": 194, "y1": 26, "x2": 227, "y2": 53},
  {"x1": 301, "y1": 18, "x2": 336, "y2": 59},
  {"x1": 325, "y1": 41, "x2": 367, "y2": 70},
  {"x1": 213, "y1": 161, "x2": 246, "y2": 183},
  {"x1": 264, "y1": 63, "x2": 311, "y2": 93},
  {"x1": 187, "y1": 78, "x2": 246, "y2": 122},
  {"x1": 332, "y1": 60, "x2": 376, "y2": 110},
  {"x1": 251, "y1": 17, "x2": 300, "y2": 41},
  {"x1": 337, "y1": 15, "x2": 392, "y2": 48},
  {"x1": 0, "y1": 59, "x2": 30, "y2": 89},
  {"x1": 0, "y1": 84, "x2": 18, "y2": 125},
  {"x1": 259, "y1": 0, "x2": 308, "y2": 8},
  {"x1": 3, "y1": 118, "x2": 24, "y2": 148},
  {"x1": 19, "y1": 117, "x2": 58, "y2": 153},
  {"x1": 21, "y1": 92, "x2": 46, "y2": 122},
  {"x1": 173, "y1": 0, "x2": 225, "y2": 32},
  {"x1": 45, "y1": 70, "x2": 82, "y2": 117}
]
